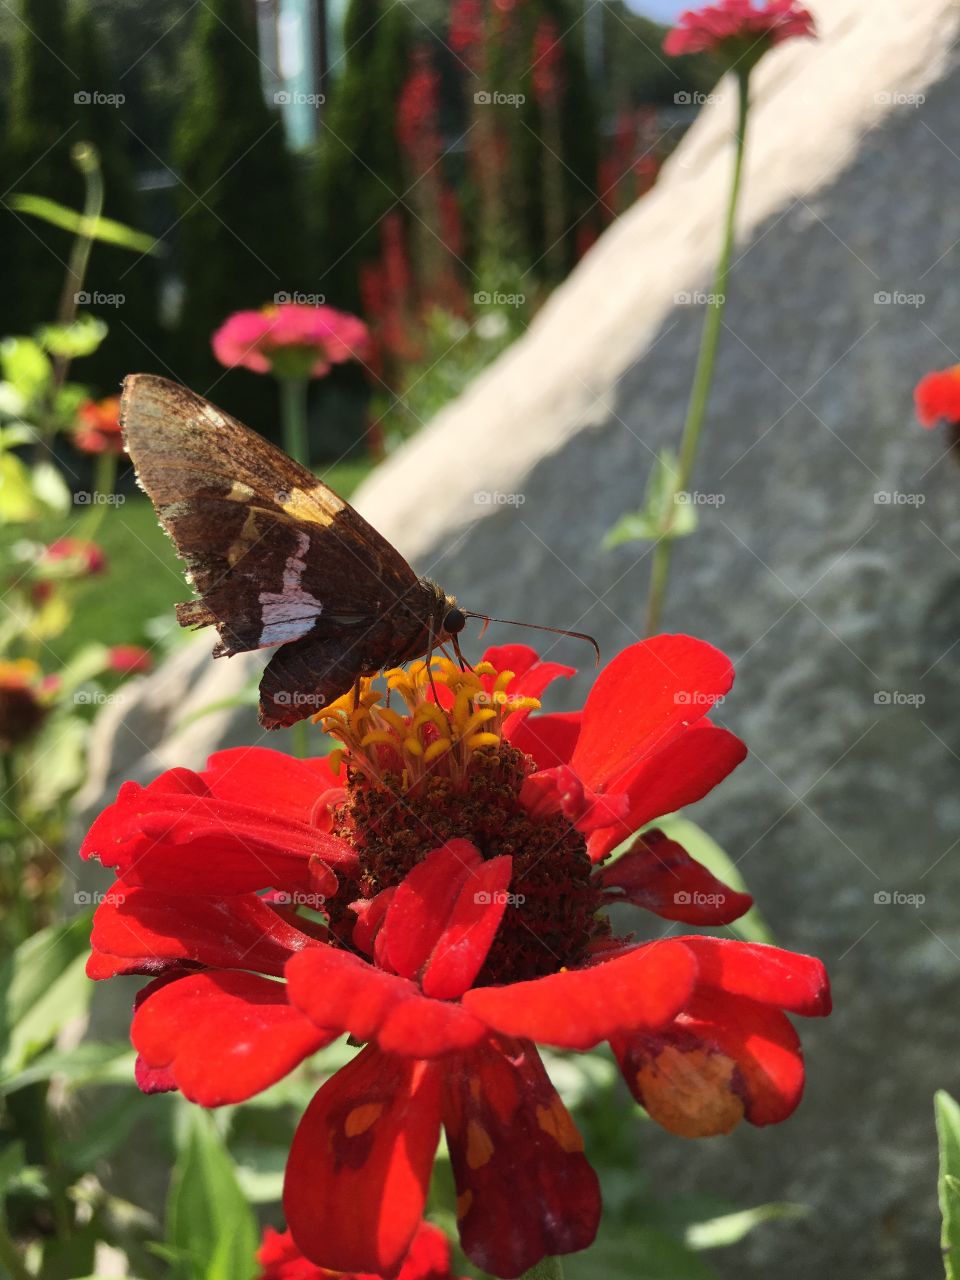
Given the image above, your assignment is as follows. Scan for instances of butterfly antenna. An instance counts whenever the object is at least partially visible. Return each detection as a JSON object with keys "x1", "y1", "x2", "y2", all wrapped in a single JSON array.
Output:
[{"x1": 462, "y1": 613, "x2": 600, "y2": 667}]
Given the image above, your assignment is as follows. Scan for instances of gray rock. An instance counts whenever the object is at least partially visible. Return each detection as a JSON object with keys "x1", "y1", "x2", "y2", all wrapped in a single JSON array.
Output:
[{"x1": 72, "y1": 1, "x2": 960, "y2": 1273}]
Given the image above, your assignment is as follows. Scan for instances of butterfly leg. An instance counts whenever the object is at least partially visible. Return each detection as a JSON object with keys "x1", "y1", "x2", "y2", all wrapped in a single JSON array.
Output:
[
  {"x1": 351, "y1": 676, "x2": 362, "y2": 712},
  {"x1": 423, "y1": 619, "x2": 442, "y2": 705},
  {"x1": 452, "y1": 633, "x2": 474, "y2": 673}
]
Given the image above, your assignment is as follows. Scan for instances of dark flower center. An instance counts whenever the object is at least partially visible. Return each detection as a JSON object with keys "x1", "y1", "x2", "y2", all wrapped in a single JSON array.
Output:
[{"x1": 331, "y1": 744, "x2": 609, "y2": 984}]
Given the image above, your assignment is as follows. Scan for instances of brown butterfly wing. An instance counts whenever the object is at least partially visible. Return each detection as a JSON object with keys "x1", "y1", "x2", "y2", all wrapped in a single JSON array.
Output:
[{"x1": 120, "y1": 374, "x2": 422, "y2": 657}]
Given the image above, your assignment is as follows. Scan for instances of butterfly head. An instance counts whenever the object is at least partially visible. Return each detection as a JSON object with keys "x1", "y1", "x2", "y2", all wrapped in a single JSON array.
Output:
[{"x1": 441, "y1": 599, "x2": 466, "y2": 637}]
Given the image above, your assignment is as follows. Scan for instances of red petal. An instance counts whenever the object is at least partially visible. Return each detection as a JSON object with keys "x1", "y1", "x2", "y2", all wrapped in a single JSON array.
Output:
[
  {"x1": 81, "y1": 771, "x2": 355, "y2": 896},
  {"x1": 377, "y1": 841, "x2": 513, "y2": 999},
  {"x1": 134, "y1": 1054, "x2": 177, "y2": 1095},
  {"x1": 132, "y1": 971, "x2": 332, "y2": 1105},
  {"x1": 519, "y1": 764, "x2": 631, "y2": 832},
  {"x1": 597, "y1": 829, "x2": 752, "y2": 925},
  {"x1": 462, "y1": 940, "x2": 697, "y2": 1049},
  {"x1": 284, "y1": 1045, "x2": 442, "y2": 1276},
  {"x1": 614, "y1": 987, "x2": 808, "y2": 1136},
  {"x1": 505, "y1": 710, "x2": 581, "y2": 770},
  {"x1": 286, "y1": 947, "x2": 487, "y2": 1057},
  {"x1": 570, "y1": 635, "x2": 735, "y2": 791},
  {"x1": 680, "y1": 936, "x2": 832, "y2": 1016},
  {"x1": 200, "y1": 747, "x2": 339, "y2": 821},
  {"x1": 352, "y1": 887, "x2": 396, "y2": 956},
  {"x1": 443, "y1": 1036, "x2": 600, "y2": 1277},
  {"x1": 377, "y1": 840, "x2": 483, "y2": 977},
  {"x1": 397, "y1": 1222, "x2": 457, "y2": 1280},
  {"x1": 479, "y1": 645, "x2": 576, "y2": 737},
  {"x1": 88, "y1": 879, "x2": 319, "y2": 978},
  {"x1": 586, "y1": 724, "x2": 747, "y2": 861}
]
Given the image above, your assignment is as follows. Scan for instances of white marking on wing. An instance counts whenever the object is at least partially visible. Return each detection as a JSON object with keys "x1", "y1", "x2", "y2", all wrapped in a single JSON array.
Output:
[{"x1": 258, "y1": 530, "x2": 323, "y2": 645}]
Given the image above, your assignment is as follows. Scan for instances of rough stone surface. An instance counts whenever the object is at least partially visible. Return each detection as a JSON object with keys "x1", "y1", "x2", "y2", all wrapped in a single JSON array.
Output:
[{"x1": 73, "y1": 2, "x2": 960, "y2": 1274}]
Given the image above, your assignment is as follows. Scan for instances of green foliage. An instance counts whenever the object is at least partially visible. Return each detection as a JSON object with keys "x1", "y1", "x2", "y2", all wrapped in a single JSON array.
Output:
[
  {"x1": 0, "y1": 915, "x2": 93, "y2": 1077},
  {"x1": 603, "y1": 448, "x2": 698, "y2": 547},
  {"x1": 0, "y1": 0, "x2": 159, "y2": 393},
  {"x1": 166, "y1": 1108, "x2": 258, "y2": 1280},
  {"x1": 170, "y1": 0, "x2": 308, "y2": 424},
  {"x1": 937, "y1": 1090, "x2": 960, "y2": 1279},
  {"x1": 9, "y1": 193, "x2": 158, "y2": 254},
  {"x1": 375, "y1": 306, "x2": 520, "y2": 447},
  {"x1": 597, "y1": 2, "x2": 719, "y2": 111},
  {"x1": 308, "y1": 0, "x2": 412, "y2": 312}
]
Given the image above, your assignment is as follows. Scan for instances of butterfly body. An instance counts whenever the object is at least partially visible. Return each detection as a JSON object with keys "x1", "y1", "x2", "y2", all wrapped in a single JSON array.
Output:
[{"x1": 120, "y1": 375, "x2": 461, "y2": 728}]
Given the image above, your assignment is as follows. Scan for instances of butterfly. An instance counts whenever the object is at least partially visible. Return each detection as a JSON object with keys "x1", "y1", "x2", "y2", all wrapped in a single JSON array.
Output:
[{"x1": 119, "y1": 374, "x2": 470, "y2": 729}]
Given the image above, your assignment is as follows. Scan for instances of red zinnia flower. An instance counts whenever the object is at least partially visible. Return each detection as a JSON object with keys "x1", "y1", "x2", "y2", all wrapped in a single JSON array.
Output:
[
  {"x1": 107, "y1": 645, "x2": 153, "y2": 675},
  {"x1": 664, "y1": 0, "x2": 815, "y2": 60},
  {"x1": 82, "y1": 636, "x2": 830, "y2": 1278},
  {"x1": 212, "y1": 304, "x2": 371, "y2": 380},
  {"x1": 42, "y1": 537, "x2": 107, "y2": 577},
  {"x1": 257, "y1": 1221, "x2": 464, "y2": 1280},
  {"x1": 915, "y1": 365, "x2": 960, "y2": 428}
]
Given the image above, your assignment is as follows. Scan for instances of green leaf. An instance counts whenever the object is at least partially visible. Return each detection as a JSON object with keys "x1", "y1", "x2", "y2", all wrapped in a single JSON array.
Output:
[
  {"x1": 937, "y1": 1090, "x2": 960, "y2": 1279},
  {"x1": 166, "y1": 1107, "x2": 258, "y2": 1280},
  {"x1": 564, "y1": 1226, "x2": 716, "y2": 1279},
  {"x1": 0, "y1": 423, "x2": 39, "y2": 449},
  {"x1": 0, "y1": 452, "x2": 40, "y2": 521},
  {"x1": 0, "y1": 914, "x2": 94, "y2": 1076},
  {"x1": 64, "y1": 1090, "x2": 151, "y2": 1169},
  {"x1": 0, "y1": 1139, "x2": 25, "y2": 1199},
  {"x1": 0, "y1": 337, "x2": 52, "y2": 403},
  {"x1": 232, "y1": 1143, "x2": 286, "y2": 1205},
  {"x1": 685, "y1": 1202, "x2": 805, "y2": 1249},
  {"x1": 8, "y1": 194, "x2": 160, "y2": 255},
  {"x1": 603, "y1": 449, "x2": 697, "y2": 549},
  {"x1": 30, "y1": 460, "x2": 71, "y2": 515},
  {"x1": 645, "y1": 814, "x2": 774, "y2": 944},
  {"x1": 0, "y1": 1041, "x2": 134, "y2": 1097},
  {"x1": 37, "y1": 316, "x2": 108, "y2": 359}
]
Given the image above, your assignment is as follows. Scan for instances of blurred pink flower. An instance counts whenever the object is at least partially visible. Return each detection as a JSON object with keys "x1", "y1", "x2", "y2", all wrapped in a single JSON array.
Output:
[
  {"x1": 42, "y1": 538, "x2": 107, "y2": 577},
  {"x1": 212, "y1": 304, "x2": 371, "y2": 380},
  {"x1": 664, "y1": 0, "x2": 815, "y2": 58},
  {"x1": 108, "y1": 645, "x2": 153, "y2": 676}
]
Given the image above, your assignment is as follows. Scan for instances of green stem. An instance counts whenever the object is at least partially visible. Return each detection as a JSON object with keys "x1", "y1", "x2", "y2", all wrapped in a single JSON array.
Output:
[
  {"x1": 643, "y1": 68, "x2": 752, "y2": 636},
  {"x1": 518, "y1": 1260, "x2": 565, "y2": 1280},
  {"x1": 53, "y1": 143, "x2": 103, "y2": 393},
  {"x1": 279, "y1": 376, "x2": 310, "y2": 469},
  {"x1": 79, "y1": 449, "x2": 117, "y2": 538}
]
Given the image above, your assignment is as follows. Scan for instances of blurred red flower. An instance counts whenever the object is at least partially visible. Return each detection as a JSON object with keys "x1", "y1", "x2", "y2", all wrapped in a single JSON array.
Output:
[
  {"x1": 74, "y1": 395, "x2": 123, "y2": 455},
  {"x1": 664, "y1": 0, "x2": 815, "y2": 59},
  {"x1": 531, "y1": 17, "x2": 564, "y2": 105},
  {"x1": 212, "y1": 303, "x2": 370, "y2": 380},
  {"x1": 257, "y1": 1221, "x2": 464, "y2": 1280},
  {"x1": 108, "y1": 645, "x2": 152, "y2": 675},
  {"x1": 915, "y1": 365, "x2": 960, "y2": 428},
  {"x1": 42, "y1": 538, "x2": 107, "y2": 577},
  {"x1": 82, "y1": 637, "x2": 829, "y2": 1278}
]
